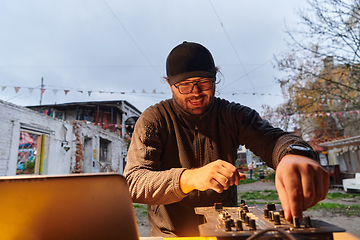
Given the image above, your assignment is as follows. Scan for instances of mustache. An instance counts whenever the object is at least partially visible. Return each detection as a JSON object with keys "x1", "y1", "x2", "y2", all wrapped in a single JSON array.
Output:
[{"x1": 186, "y1": 95, "x2": 206, "y2": 101}]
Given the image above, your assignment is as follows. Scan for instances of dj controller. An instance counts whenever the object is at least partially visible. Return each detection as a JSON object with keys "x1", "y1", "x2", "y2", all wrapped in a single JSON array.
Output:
[{"x1": 195, "y1": 202, "x2": 345, "y2": 240}]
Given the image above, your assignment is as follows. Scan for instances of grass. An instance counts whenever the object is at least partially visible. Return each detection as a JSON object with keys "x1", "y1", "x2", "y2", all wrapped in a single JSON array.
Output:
[
  {"x1": 239, "y1": 178, "x2": 258, "y2": 185},
  {"x1": 133, "y1": 204, "x2": 148, "y2": 216},
  {"x1": 239, "y1": 190, "x2": 279, "y2": 201},
  {"x1": 309, "y1": 202, "x2": 360, "y2": 217},
  {"x1": 326, "y1": 192, "x2": 360, "y2": 199}
]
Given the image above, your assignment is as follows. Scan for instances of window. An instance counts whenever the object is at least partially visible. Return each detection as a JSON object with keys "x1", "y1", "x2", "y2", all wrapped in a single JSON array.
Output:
[
  {"x1": 16, "y1": 131, "x2": 49, "y2": 175},
  {"x1": 99, "y1": 138, "x2": 112, "y2": 172}
]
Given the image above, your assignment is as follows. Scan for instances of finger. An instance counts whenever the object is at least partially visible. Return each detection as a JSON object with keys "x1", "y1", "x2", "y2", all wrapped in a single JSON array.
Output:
[
  {"x1": 239, "y1": 173, "x2": 246, "y2": 181},
  {"x1": 209, "y1": 178, "x2": 225, "y2": 193},
  {"x1": 282, "y1": 171, "x2": 303, "y2": 222},
  {"x1": 275, "y1": 173, "x2": 292, "y2": 221},
  {"x1": 312, "y1": 169, "x2": 330, "y2": 206},
  {"x1": 301, "y1": 167, "x2": 316, "y2": 210},
  {"x1": 217, "y1": 162, "x2": 238, "y2": 186},
  {"x1": 212, "y1": 172, "x2": 231, "y2": 190}
]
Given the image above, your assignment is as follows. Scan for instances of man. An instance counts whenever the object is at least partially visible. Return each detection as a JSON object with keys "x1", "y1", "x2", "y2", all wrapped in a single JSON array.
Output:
[
  {"x1": 124, "y1": 41, "x2": 329, "y2": 237},
  {"x1": 248, "y1": 161, "x2": 254, "y2": 179}
]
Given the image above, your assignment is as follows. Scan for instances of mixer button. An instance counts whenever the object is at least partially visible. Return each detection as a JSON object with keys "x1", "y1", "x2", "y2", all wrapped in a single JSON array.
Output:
[
  {"x1": 274, "y1": 213, "x2": 281, "y2": 225},
  {"x1": 249, "y1": 219, "x2": 256, "y2": 230},
  {"x1": 264, "y1": 209, "x2": 269, "y2": 218},
  {"x1": 304, "y1": 216, "x2": 312, "y2": 228},
  {"x1": 236, "y1": 220, "x2": 243, "y2": 231},
  {"x1": 279, "y1": 209, "x2": 285, "y2": 218},
  {"x1": 225, "y1": 219, "x2": 232, "y2": 232},
  {"x1": 293, "y1": 216, "x2": 301, "y2": 228}
]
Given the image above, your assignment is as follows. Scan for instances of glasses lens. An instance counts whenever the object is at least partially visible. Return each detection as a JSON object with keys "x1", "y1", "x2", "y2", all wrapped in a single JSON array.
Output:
[{"x1": 178, "y1": 79, "x2": 213, "y2": 94}]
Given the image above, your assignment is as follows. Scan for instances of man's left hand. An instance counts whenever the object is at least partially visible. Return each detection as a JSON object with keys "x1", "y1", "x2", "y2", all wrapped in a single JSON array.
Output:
[{"x1": 275, "y1": 155, "x2": 330, "y2": 222}]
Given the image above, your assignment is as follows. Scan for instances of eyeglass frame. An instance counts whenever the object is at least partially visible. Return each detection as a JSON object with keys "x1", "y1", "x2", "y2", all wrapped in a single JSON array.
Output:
[{"x1": 173, "y1": 78, "x2": 216, "y2": 94}]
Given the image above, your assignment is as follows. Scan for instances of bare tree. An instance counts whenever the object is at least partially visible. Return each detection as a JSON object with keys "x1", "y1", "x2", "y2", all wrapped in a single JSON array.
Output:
[{"x1": 266, "y1": 0, "x2": 360, "y2": 139}]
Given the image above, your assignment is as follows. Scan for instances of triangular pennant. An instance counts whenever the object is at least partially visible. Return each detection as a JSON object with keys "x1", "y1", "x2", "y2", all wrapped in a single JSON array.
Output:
[
  {"x1": 78, "y1": 90, "x2": 83, "y2": 94},
  {"x1": 153, "y1": 89, "x2": 156, "y2": 93},
  {"x1": 110, "y1": 92, "x2": 114, "y2": 94},
  {"x1": 28, "y1": 88, "x2": 34, "y2": 94},
  {"x1": 64, "y1": 90, "x2": 70, "y2": 95},
  {"x1": 53, "y1": 89, "x2": 58, "y2": 95},
  {"x1": 88, "y1": 91, "x2": 92, "y2": 96},
  {"x1": 2, "y1": 86, "x2": 6, "y2": 91},
  {"x1": 121, "y1": 92, "x2": 125, "y2": 94},
  {"x1": 132, "y1": 90, "x2": 136, "y2": 93},
  {"x1": 14, "y1": 87, "x2": 20, "y2": 93},
  {"x1": 142, "y1": 89, "x2": 146, "y2": 93},
  {"x1": 41, "y1": 88, "x2": 46, "y2": 95},
  {"x1": 99, "y1": 91, "x2": 104, "y2": 94}
]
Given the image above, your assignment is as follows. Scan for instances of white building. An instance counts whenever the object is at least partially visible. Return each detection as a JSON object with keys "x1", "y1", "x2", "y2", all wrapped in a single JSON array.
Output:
[{"x1": 0, "y1": 100, "x2": 128, "y2": 176}]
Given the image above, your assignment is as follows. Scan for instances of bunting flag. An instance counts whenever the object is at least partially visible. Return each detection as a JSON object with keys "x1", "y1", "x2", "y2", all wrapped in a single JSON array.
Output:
[{"x1": 1, "y1": 84, "x2": 356, "y2": 104}]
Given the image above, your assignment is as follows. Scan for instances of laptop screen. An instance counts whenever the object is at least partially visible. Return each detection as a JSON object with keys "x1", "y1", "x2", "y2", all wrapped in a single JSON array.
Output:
[{"x1": 0, "y1": 173, "x2": 139, "y2": 240}]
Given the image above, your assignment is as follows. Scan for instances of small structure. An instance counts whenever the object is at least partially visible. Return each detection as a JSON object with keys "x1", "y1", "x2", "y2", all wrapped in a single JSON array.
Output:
[
  {"x1": 319, "y1": 135, "x2": 360, "y2": 188},
  {"x1": 343, "y1": 173, "x2": 360, "y2": 192}
]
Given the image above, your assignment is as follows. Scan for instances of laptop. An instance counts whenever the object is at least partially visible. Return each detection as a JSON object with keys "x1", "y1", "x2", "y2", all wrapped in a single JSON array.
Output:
[{"x1": 0, "y1": 173, "x2": 140, "y2": 240}]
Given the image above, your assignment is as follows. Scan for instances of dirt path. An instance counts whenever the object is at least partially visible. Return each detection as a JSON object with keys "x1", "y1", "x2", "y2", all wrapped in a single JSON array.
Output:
[{"x1": 135, "y1": 181, "x2": 360, "y2": 238}]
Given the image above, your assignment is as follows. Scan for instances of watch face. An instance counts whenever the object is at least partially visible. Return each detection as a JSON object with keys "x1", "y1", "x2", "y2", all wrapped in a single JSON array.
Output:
[
  {"x1": 292, "y1": 145, "x2": 310, "y2": 151},
  {"x1": 287, "y1": 144, "x2": 318, "y2": 161}
]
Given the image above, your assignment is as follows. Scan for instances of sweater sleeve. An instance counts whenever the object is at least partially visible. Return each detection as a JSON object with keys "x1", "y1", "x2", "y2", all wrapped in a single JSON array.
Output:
[
  {"x1": 123, "y1": 108, "x2": 188, "y2": 205},
  {"x1": 233, "y1": 104, "x2": 316, "y2": 170}
]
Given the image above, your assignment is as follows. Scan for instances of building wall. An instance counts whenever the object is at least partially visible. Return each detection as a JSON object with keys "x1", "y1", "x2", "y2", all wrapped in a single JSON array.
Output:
[
  {"x1": 0, "y1": 100, "x2": 126, "y2": 176},
  {"x1": 0, "y1": 100, "x2": 73, "y2": 176},
  {"x1": 70, "y1": 121, "x2": 125, "y2": 174}
]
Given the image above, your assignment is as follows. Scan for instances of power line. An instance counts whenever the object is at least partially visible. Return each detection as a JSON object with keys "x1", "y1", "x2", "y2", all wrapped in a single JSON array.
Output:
[
  {"x1": 102, "y1": 0, "x2": 161, "y2": 77},
  {"x1": 208, "y1": 0, "x2": 263, "y2": 105}
]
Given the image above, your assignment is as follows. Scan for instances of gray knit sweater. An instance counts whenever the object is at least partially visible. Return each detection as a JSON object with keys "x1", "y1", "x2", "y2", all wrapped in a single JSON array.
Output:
[{"x1": 123, "y1": 97, "x2": 312, "y2": 237}]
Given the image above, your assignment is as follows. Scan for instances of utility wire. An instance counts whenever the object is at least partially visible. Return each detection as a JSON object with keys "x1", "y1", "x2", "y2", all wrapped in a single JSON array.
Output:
[
  {"x1": 102, "y1": 0, "x2": 161, "y2": 77},
  {"x1": 222, "y1": 58, "x2": 273, "y2": 90},
  {"x1": 208, "y1": 0, "x2": 263, "y2": 104}
]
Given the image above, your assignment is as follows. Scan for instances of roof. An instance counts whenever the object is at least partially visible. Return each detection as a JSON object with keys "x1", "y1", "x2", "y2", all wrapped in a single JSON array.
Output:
[
  {"x1": 319, "y1": 135, "x2": 360, "y2": 148},
  {"x1": 26, "y1": 100, "x2": 142, "y2": 115}
]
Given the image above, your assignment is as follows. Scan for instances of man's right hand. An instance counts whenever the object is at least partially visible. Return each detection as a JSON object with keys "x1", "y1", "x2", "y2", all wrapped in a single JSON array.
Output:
[{"x1": 180, "y1": 160, "x2": 245, "y2": 194}]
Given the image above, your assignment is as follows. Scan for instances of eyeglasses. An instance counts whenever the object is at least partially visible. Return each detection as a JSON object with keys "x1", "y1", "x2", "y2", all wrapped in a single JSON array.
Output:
[{"x1": 174, "y1": 78, "x2": 215, "y2": 94}]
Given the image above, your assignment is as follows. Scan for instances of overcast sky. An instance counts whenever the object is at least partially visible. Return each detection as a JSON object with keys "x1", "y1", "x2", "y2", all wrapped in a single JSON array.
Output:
[{"x1": 0, "y1": 0, "x2": 307, "y2": 114}]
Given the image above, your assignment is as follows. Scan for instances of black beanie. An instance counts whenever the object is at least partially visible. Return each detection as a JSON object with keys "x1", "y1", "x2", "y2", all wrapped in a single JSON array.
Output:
[{"x1": 166, "y1": 41, "x2": 216, "y2": 85}]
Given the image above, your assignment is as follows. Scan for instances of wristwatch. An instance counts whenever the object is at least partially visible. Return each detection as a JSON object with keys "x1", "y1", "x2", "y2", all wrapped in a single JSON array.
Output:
[{"x1": 285, "y1": 144, "x2": 319, "y2": 162}]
